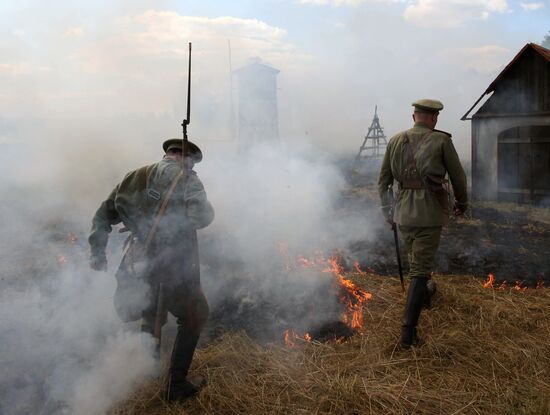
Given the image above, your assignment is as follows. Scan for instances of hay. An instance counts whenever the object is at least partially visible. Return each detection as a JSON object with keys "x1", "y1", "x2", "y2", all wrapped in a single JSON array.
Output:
[{"x1": 110, "y1": 275, "x2": 550, "y2": 415}]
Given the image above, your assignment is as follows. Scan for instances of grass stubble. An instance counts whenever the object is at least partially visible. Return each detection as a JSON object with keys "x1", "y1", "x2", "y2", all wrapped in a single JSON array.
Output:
[{"x1": 109, "y1": 275, "x2": 550, "y2": 415}]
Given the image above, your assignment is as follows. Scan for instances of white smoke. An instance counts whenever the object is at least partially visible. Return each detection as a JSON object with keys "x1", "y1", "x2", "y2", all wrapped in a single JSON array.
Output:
[
  {"x1": 202, "y1": 141, "x2": 347, "y2": 260},
  {"x1": 0, "y1": 134, "x2": 381, "y2": 414},
  {"x1": 0, "y1": 138, "x2": 160, "y2": 415},
  {"x1": 0, "y1": 260, "x2": 158, "y2": 415}
]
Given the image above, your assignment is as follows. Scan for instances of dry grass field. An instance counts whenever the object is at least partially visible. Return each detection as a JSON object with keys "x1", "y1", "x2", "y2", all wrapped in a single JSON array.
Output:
[{"x1": 110, "y1": 274, "x2": 550, "y2": 415}]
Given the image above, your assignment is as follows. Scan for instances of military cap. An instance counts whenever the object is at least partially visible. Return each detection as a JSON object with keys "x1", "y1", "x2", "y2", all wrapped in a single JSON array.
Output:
[
  {"x1": 412, "y1": 99, "x2": 444, "y2": 114},
  {"x1": 162, "y1": 138, "x2": 203, "y2": 163}
]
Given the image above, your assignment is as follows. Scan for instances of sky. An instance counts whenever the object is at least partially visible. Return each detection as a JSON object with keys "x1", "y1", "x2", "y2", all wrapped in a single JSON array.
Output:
[{"x1": 0, "y1": 0, "x2": 548, "y2": 158}]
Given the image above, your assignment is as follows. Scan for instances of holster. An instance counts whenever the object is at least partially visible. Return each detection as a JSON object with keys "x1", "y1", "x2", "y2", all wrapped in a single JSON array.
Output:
[{"x1": 425, "y1": 174, "x2": 449, "y2": 213}]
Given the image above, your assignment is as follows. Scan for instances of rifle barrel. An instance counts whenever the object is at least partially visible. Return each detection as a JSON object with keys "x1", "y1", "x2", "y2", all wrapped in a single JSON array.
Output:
[
  {"x1": 186, "y1": 42, "x2": 192, "y2": 125},
  {"x1": 182, "y1": 42, "x2": 192, "y2": 159}
]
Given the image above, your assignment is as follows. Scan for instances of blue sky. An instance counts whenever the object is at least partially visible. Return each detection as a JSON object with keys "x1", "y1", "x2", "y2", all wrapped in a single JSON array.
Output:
[{"x1": 0, "y1": 0, "x2": 548, "y2": 156}]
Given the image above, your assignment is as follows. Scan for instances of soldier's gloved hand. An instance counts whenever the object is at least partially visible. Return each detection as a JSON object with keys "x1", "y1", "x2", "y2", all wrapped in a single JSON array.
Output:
[{"x1": 90, "y1": 254, "x2": 107, "y2": 271}]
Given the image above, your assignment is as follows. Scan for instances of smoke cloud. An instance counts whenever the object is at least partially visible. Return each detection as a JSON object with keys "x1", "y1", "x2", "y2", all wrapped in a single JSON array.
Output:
[
  {"x1": 0, "y1": 210, "x2": 158, "y2": 415},
  {"x1": 0, "y1": 132, "x2": 382, "y2": 415}
]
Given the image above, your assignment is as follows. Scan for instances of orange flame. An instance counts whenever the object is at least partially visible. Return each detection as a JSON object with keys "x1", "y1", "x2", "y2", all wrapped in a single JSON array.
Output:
[
  {"x1": 483, "y1": 273, "x2": 495, "y2": 288},
  {"x1": 483, "y1": 273, "x2": 546, "y2": 291},
  {"x1": 284, "y1": 330, "x2": 313, "y2": 347},
  {"x1": 280, "y1": 249, "x2": 373, "y2": 345},
  {"x1": 513, "y1": 280, "x2": 527, "y2": 292},
  {"x1": 283, "y1": 329, "x2": 296, "y2": 348},
  {"x1": 297, "y1": 255, "x2": 316, "y2": 268},
  {"x1": 323, "y1": 257, "x2": 344, "y2": 276},
  {"x1": 324, "y1": 256, "x2": 372, "y2": 330}
]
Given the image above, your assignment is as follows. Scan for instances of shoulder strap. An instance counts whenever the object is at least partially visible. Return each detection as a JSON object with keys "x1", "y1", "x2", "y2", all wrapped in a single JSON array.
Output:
[
  {"x1": 403, "y1": 130, "x2": 433, "y2": 168},
  {"x1": 402, "y1": 132, "x2": 417, "y2": 172},
  {"x1": 143, "y1": 170, "x2": 185, "y2": 252},
  {"x1": 433, "y1": 128, "x2": 452, "y2": 137},
  {"x1": 400, "y1": 130, "x2": 435, "y2": 190}
]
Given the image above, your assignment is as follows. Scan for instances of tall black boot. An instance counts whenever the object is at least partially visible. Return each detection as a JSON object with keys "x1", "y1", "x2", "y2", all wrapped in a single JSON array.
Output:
[
  {"x1": 401, "y1": 278, "x2": 428, "y2": 348},
  {"x1": 165, "y1": 326, "x2": 203, "y2": 402}
]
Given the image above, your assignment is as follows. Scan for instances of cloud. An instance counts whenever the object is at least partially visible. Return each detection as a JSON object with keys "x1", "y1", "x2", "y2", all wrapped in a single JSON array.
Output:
[
  {"x1": 132, "y1": 11, "x2": 286, "y2": 42},
  {"x1": 71, "y1": 10, "x2": 297, "y2": 81},
  {"x1": 296, "y1": 0, "x2": 404, "y2": 5},
  {"x1": 63, "y1": 10, "x2": 304, "y2": 120},
  {"x1": 297, "y1": 0, "x2": 366, "y2": 5},
  {"x1": 438, "y1": 45, "x2": 512, "y2": 73},
  {"x1": 0, "y1": 9, "x2": 308, "y2": 124},
  {"x1": 404, "y1": 0, "x2": 510, "y2": 28},
  {"x1": 520, "y1": 2, "x2": 544, "y2": 11}
]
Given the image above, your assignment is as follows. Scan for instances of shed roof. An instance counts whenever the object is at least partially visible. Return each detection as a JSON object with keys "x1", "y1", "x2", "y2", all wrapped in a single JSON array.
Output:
[{"x1": 462, "y1": 43, "x2": 550, "y2": 120}]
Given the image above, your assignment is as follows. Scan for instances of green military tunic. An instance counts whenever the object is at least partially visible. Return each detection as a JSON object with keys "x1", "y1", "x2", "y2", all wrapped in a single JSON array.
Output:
[
  {"x1": 89, "y1": 157, "x2": 214, "y2": 322},
  {"x1": 378, "y1": 122, "x2": 468, "y2": 278},
  {"x1": 379, "y1": 122, "x2": 468, "y2": 226},
  {"x1": 90, "y1": 158, "x2": 214, "y2": 254}
]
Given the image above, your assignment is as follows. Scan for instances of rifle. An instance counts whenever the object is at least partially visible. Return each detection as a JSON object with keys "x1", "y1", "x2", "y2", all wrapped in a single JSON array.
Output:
[
  {"x1": 182, "y1": 42, "x2": 192, "y2": 163},
  {"x1": 388, "y1": 188, "x2": 405, "y2": 293},
  {"x1": 151, "y1": 282, "x2": 166, "y2": 357},
  {"x1": 392, "y1": 223, "x2": 405, "y2": 293},
  {"x1": 151, "y1": 42, "x2": 193, "y2": 355}
]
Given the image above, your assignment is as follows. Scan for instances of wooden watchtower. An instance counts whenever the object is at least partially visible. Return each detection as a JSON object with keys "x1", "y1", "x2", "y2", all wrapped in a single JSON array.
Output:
[{"x1": 353, "y1": 106, "x2": 387, "y2": 170}]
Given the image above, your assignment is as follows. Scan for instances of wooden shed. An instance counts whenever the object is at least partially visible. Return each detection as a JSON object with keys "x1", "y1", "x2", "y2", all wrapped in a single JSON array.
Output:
[{"x1": 462, "y1": 43, "x2": 550, "y2": 204}]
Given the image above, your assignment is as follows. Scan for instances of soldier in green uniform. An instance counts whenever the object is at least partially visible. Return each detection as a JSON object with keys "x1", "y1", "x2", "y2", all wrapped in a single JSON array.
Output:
[
  {"x1": 89, "y1": 138, "x2": 214, "y2": 401},
  {"x1": 378, "y1": 99, "x2": 468, "y2": 348}
]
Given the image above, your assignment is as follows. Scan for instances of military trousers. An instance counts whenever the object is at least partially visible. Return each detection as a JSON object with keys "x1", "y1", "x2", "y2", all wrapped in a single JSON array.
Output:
[
  {"x1": 398, "y1": 226, "x2": 442, "y2": 279},
  {"x1": 114, "y1": 256, "x2": 209, "y2": 330},
  {"x1": 140, "y1": 279, "x2": 209, "y2": 331}
]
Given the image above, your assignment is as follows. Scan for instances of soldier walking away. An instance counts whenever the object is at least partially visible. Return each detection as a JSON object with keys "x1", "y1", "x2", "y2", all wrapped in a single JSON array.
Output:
[
  {"x1": 88, "y1": 138, "x2": 214, "y2": 401},
  {"x1": 378, "y1": 99, "x2": 468, "y2": 348}
]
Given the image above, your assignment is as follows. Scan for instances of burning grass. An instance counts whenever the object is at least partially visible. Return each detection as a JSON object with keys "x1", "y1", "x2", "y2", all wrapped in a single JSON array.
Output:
[{"x1": 110, "y1": 274, "x2": 550, "y2": 415}]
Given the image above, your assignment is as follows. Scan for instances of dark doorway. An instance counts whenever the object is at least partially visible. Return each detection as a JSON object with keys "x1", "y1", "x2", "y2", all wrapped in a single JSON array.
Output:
[{"x1": 497, "y1": 125, "x2": 550, "y2": 204}]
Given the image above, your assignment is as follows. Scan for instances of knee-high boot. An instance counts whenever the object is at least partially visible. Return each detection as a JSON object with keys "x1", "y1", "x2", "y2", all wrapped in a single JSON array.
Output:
[
  {"x1": 165, "y1": 326, "x2": 202, "y2": 402},
  {"x1": 401, "y1": 278, "x2": 428, "y2": 348}
]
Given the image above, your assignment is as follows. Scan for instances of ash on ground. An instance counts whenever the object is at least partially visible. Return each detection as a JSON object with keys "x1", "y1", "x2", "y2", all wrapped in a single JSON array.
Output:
[
  {"x1": 344, "y1": 186, "x2": 550, "y2": 284},
  {"x1": 202, "y1": 262, "x2": 357, "y2": 344}
]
